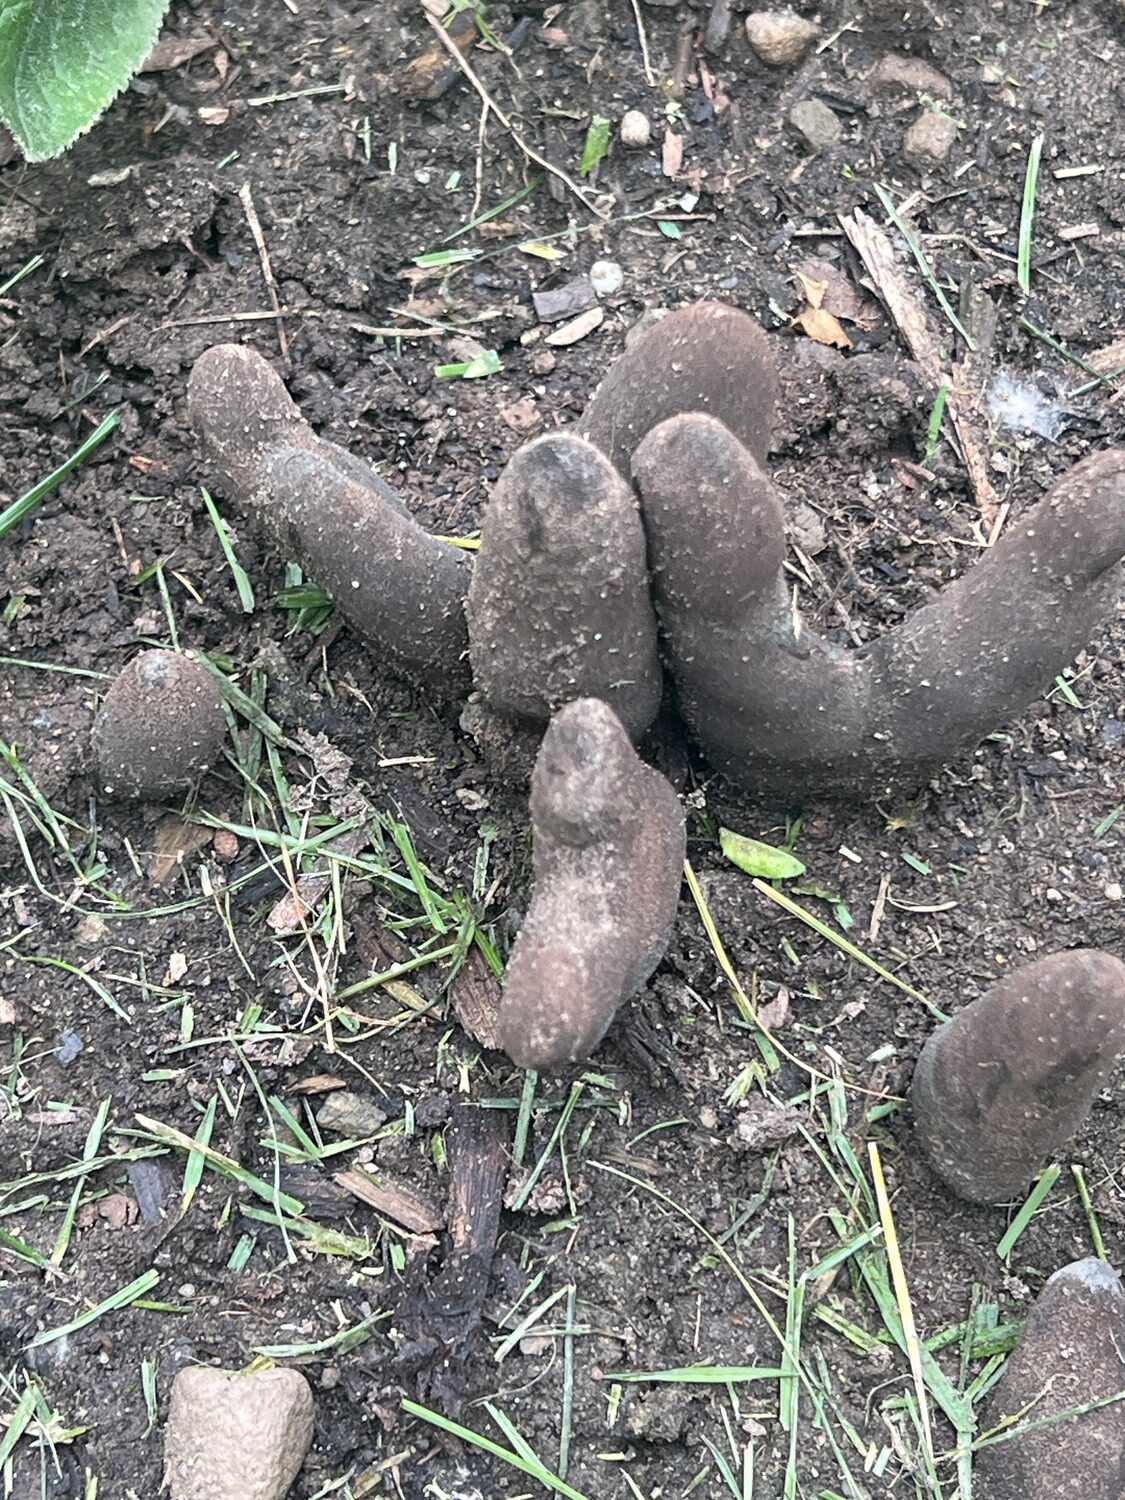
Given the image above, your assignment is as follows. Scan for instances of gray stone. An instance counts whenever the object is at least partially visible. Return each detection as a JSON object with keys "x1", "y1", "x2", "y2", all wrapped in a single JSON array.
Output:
[
  {"x1": 903, "y1": 110, "x2": 958, "y2": 170},
  {"x1": 976, "y1": 1259, "x2": 1125, "y2": 1500},
  {"x1": 315, "y1": 1091, "x2": 388, "y2": 1137},
  {"x1": 619, "y1": 110, "x2": 651, "y2": 148},
  {"x1": 788, "y1": 98, "x2": 842, "y2": 150}
]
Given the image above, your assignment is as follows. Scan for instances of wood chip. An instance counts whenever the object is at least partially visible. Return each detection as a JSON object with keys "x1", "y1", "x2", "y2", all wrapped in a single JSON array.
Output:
[
  {"x1": 332, "y1": 1168, "x2": 445, "y2": 1234},
  {"x1": 839, "y1": 207, "x2": 998, "y2": 528},
  {"x1": 398, "y1": 9, "x2": 477, "y2": 101},
  {"x1": 532, "y1": 277, "x2": 597, "y2": 323},
  {"x1": 662, "y1": 129, "x2": 684, "y2": 177},
  {"x1": 449, "y1": 947, "x2": 502, "y2": 1051},
  {"x1": 544, "y1": 306, "x2": 605, "y2": 346},
  {"x1": 295, "y1": 1074, "x2": 347, "y2": 1095}
]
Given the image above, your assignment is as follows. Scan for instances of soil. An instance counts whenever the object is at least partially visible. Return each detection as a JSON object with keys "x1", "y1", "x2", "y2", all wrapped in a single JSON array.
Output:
[{"x1": 2, "y1": 2, "x2": 1124, "y2": 1497}]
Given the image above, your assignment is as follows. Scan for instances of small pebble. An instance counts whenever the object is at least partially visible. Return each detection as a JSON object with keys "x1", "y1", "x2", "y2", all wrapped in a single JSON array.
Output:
[
  {"x1": 788, "y1": 98, "x2": 842, "y2": 150},
  {"x1": 910, "y1": 950, "x2": 1125, "y2": 1203},
  {"x1": 871, "y1": 52, "x2": 954, "y2": 100},
  {"x1": 745, "y1": 10, "x2": 819, "y2": 67},
  {"x1": 976, "y1": 1259, "x2": 1125, "y2": 1500},
  {"x1": 164, "y1": 1365, "x2": 314, "y2": 1500},
  {"x1": 530, "y1": 350, "x2": 557, "y2": 376},
  {"x1": 315, "y1": 1090, "x2": 388, "y2": 1137},
  {"x1": 590, "y1": 259, "x2": 624, "y2": 297},
  {"x1": 620, "y1": 110, "x2": 652, "y2": 148},
  {"x1": 903, "y1": 110, "x2": 958, "y2": 170},
  {"x1": 92, "y1": 650, "x2": 226, "y2": 801}
]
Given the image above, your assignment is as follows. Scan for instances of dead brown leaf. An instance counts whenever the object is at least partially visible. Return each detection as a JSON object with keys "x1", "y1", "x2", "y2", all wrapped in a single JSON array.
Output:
[
  {"x1": 141, "y1": 36, "x2": 216, "y2": 71},
  {"x1": 149, "y1": 816, "x2": 212, "y2": 889},
  {"x1": 797, "y1": 305, "x2": 853, "y2": 349}
]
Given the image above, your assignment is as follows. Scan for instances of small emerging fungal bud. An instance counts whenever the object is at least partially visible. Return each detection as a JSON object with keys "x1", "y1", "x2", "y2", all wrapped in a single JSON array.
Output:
[
  {"x1": 909, "y1": 950, "x2": 1125, "y2": 1204},
  {"x1": 975, "y1": 1258, "x2": 1125, "y2": 1500},
  {"x1": 164, "y1": 1365, "x2": 314, "y2": 1500},
  {"x1": 466, "y1": 433, "x2": 662, "y2": 742},
  {"x1": 578, "y1": 302, "x2": 778, "y2": 481},
  {"x1": 633, "y1": 412, "x2": 1125, "y2": 799},
  {"x1": 92, "y1": 650, "x2": 226, "y2": 801},
  {"x1": 498, "y1": 699, "x2": 685, "y2": 1071},
  {"x1": 187, "y1": 344, "x2": 470, "y2": 690},
  {"x1": 619, "y1": 109, "x2": 652, "y2": 148}
]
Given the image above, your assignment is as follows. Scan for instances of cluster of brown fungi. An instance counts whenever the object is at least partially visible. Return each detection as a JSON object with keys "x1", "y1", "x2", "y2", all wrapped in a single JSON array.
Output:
[{"x1": 85, "y1": 302, "x2": 1125, "y2": 1492}]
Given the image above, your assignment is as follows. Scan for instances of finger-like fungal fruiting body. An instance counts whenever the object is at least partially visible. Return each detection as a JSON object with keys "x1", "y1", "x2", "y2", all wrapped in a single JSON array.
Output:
[
  {"x1": 975, "y1": 1258, "x2": 1125, "y2": 1500},
  {"x1": 634, "y1": 413, "x2": 1125, "y2": 800},
  {"x1": 91, "y1": 650, "x2": 226, "y2": 801},
  {"x1": 260, "y1": 447, "x2": 470, "y2": 689},
  {"x1": 466, "y1": 432, "x2": 662, "y2": 740},
  {"x1": 578, "y1": 301, "x2": 779, "y2": 478},
  {"x1": 498, "y1": 698, "x2": 685, "y2": 1071},
  {"x1": 187, "y1": 344, "x2": 469, "y2": 689},
  {"x1": 909, "y1": 949, "x2": 1125, "y2": 1204},
  {"x1": 163, "y1": 1365, "x2": 315, "y2": 1500}
]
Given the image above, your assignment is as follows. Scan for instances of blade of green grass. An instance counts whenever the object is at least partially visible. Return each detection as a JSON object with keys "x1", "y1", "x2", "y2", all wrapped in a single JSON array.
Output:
[
  {"x1": 1017, "y1": 133, "x2": 1044, "y2": 295},
  {"x1": 751, "y1": 878, "x2": 944, "y2": 1017},
  {"x1": 0, "y1": 412, "x2": 120, "y2": 539},
  {"x1": 29, "y1": 1268, "x2": 161, "y2": 1347},
  {"x1": 52, "y1": 1097, "x2": 111, "y2": 1266},
  {"x1": 402, "y1": 1398, "x2": 593, "y2": 1500},
  {"x1": 200, "y1": 489, "x2": 256, "y2": 613},
  {"x1": 996, "y1": 1164, "x2": 1059, "y2": 1261}
]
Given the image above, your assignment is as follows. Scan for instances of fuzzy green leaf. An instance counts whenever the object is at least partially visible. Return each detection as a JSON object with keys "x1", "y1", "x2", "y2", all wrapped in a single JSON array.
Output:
[{"x1": 0, "y1": 0, "x2": 171, "y2": 161}]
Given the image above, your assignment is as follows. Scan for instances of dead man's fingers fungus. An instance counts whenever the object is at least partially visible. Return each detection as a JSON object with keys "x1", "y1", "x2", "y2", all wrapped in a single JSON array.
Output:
[
  {"x1": 909, "y1": 948, "x2": 1125, "y2": 1204},
  {"x1": 466, "y1": 432, "x2": 662, "y2": 740},
  {"x1": 188, "y1": 344, "x2": 469, "y2": 689},
  {"x1": 634, "y1": 412, "x2": 1125, "y2": 800},
  {"x1": 92, "y1": 649, "x2": 227, "y2": 801},
  {"x1": 498, "y1": 698, "x2": 685, "y2": 1071},
  {"x1": 578, "y1": 301, "x2": 779, "y2": 479}
]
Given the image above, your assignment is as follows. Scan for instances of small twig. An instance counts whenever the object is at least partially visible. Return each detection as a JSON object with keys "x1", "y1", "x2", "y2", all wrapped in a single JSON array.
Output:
[
  {"x1": 423, "y1": 11, "x2": 607, "y2": 219},
  {"x1": 628, "y1": 0, "x2": 655, "y2": 86},
  {"x1": 238, "y1": 182, "x2": 290, "y2": 366}
]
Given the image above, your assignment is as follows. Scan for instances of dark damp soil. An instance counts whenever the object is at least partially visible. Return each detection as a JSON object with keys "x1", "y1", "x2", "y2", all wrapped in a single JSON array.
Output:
[{"x1": 2, "y1": 2, "x2": 1123, "y2": 1496}]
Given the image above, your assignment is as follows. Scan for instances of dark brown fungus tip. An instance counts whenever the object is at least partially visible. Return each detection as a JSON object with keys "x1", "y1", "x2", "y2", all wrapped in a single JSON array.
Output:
[
  {"x1": 975, "y1": 1257, "x2": 1125, "y2": 1500},
  {"x1": 909, "y1": 949, "x2": 1125, "y2": 1204},
  {"x1": 91, "y1": 650, "x2": 227, "y2": 801},
  {"x1": 634, "y1": 410, "x2": 1125, "y2": 801},
  {"x1": 498, "y1": 699, "x2": 685, "y2": 1071},
  {"x1": 187, "y1": 343, "x2": 408, "y2": 516},
  {"x1": 261, "y1": 447, "x2": 470, "y2": 689},
  {"x1": 578, "y1": 301, "x2": 779, "y2": 479},
  {"x1": 466, "y1": 432, "x2": 662, "y2": 741}
]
